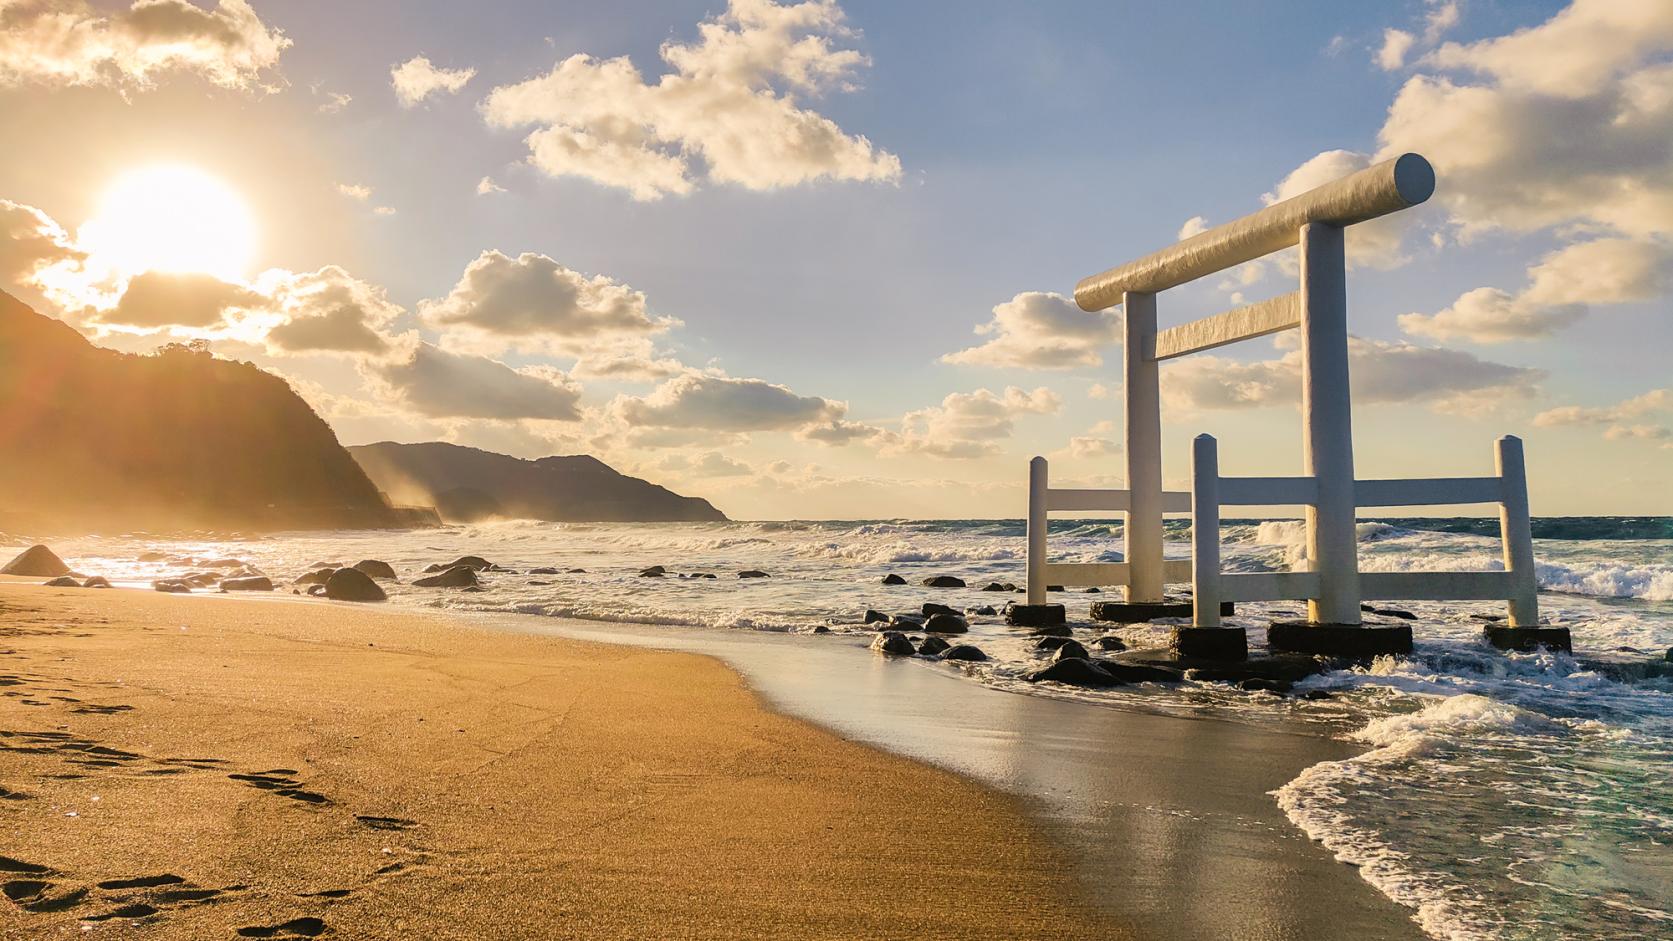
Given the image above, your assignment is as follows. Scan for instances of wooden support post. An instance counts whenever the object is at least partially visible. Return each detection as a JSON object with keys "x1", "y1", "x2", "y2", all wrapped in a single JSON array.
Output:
[
  {"x1": 1026, "y1": 456, "x2": 1048, "y2": 606},
  {"x1": 1299, "y1": 222, "x2": 1362, "y2": 625},
  {"x1": 1497, "y1": 436, "x2": 1539, "y2": 628},
  {"x1": 1124, "y1": 290, "x2": 1164, "y2": 603},
  {"x1": 1191, "y1": 434, "x2": 1222, "y2": 628}
]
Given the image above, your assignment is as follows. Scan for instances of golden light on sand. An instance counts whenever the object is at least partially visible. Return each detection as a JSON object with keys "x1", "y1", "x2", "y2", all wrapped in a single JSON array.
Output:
[{"x1": 79, "y1": 165, "x2": 256, "y2": 282}]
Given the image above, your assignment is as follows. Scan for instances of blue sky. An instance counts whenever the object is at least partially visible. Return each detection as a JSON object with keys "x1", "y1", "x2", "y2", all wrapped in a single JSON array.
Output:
[{"x1": 1, "y1": 0, "x2": 1668, "y2": 517}]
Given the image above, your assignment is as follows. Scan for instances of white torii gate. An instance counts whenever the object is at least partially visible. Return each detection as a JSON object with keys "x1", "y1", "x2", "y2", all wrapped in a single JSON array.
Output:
[{"x1": 1022, "y1": 153, "x2": 1550, "y2": 656}]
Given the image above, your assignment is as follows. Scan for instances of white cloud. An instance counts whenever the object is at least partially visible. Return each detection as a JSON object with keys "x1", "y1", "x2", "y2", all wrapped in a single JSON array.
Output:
[
  {"x1": 1161, "y1": 336, "x2": 1542, "y2": 415},
  {"x1": 476, "y1": 176, "x2": 506, "y2": 195},
  {"x1": 1535, "y1": 387, "x2": 1671, "y2": 443},
  {"x1": 0, "y1": 199, "x2": 83, "y2": 285},
  {"x1": 895, "y1": 386, "x2": 1061, "y2": 459},
  {"x1": 317, "y1": 90, "x2": 351, "y2": 113},
  {"x1": 942, "y1": 291, "x2": 1122, "y2": 369},
  {"x1": 391, "y1": 55, "x2": 475, "y2": 107},
  {"x1": 480, "y1": 0, "x2": 901, "y2": 201},
  {"x1": 1401, "y1": 237, "x2": 1673, "y2": 342},
  {"x1": 795, "y1": 418, "x2": 887, "y2": 445},
  {"x1": 257, "y1": 265, "x2": 405, "y2": 355},
  {"x1": 1088, "y1": 382, "x2": 1115, "y2": 400},
  {"x1": 99, "y1": 270, "x2": 262, "y2": 328},
  {"x1": 613, "y1": 372, "x2": 845, "y2": 431},
  {"x1": 1177, "y1": 215, "x2": 1209, "y2": 240},
  {"x1": 419, "y1": 250, "x2": 675, "y2": 357},
  {"x1": 336, "y1": 183, "x2": 371, "y2": 201},
  {"x1": 647, "y1": 450, "x2": 753, "y2": 478},
  {"x1": 370, "y1": 342, "x2": 582, "y2": 421},
  {"x1": 0, "y1": 0, "x2": 289, "y2": 92},
  {"x1": 1060, "y1": 436, "x2": 1120, "y2": 460},
  {"x1": 1423, "y1": 0, "x2": 1673, "y2": 98},
  {"x1": 372, "y1": 206, "x2": 396, "y2": 217},
  {"x1": 1378, "y1": 29, "x2": 1416, "y2": 71}
]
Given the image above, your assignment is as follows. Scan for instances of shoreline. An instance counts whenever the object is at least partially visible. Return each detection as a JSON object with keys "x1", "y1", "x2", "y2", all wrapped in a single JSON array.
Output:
[{"x1": 1, "y1": 581, "x2": 1426, "y2": 939}]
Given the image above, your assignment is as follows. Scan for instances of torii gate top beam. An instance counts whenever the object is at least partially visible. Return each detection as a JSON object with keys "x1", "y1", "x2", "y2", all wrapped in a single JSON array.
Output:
[{"x1": 1074, "y1": 153, "x2": 1435, "y2": 312}]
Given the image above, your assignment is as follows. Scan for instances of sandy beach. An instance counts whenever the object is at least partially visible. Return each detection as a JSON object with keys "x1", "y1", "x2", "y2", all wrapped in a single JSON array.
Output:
[{"x1": 0, "y1": 582, "x2": 1115, "y2": 939}]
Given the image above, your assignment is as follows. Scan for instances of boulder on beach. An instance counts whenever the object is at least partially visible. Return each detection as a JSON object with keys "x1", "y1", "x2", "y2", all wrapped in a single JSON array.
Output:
[
  {"x1": 153, "y1": 580, "x2": 191, "y2": 593},
  {"x1": 448, "y1": 556, "x2": 493, "y2": 571},
  {"x1": 881, "y1": 574, "x2": 906, "y2": 585},
  {"x1": 307, "y1": 584, "x2": 328, "y2": 596},
  {"x1": 412, "y1": 565, "x2": 479, "y2": 588},
  {"x1": 863, "y1": 609, "x2": 890, "y2": 625},
  {"x1": 42, "y1": 575, "x2": 80, "y2": 587},
  {"x1": 923, "y1": 613, "x2": 969, "y2": 634},
  {"x1": 220, "y1": 576, "x2": 274, "y2": 592},
  {"x1": 1032, "y1": 635, "x2": 1079, "y2": 653},
  {"x1": 942, "y1": 644, "x2": 988, "y2": 662},
  {"x1": 918, "y1": 636, "x2": 952, "y2": 656},
  {"x1": 1026, "y1": 658, "x2": 1120, "y2": 687},
  {"x1": 1093, "y1": 635, "x2": 1127, "y2": 651},
  {"x1": 306, "y1": 561, "x2": 345, "y2": 571},
  {"x1": 980, "y1": 583, "x2": 1007, "y2": 592},
  {"x1": 352, "y1": 560, "x2": 397, "y2": 580},
  {"x1": 293, "y1": 568, "x2": 336, "y2": 587},
  {"x1": 922, "y1": 575, "x2": 965, "y2": 588},
  {"x1": 1051, "y1": 641, "x2": 1091, "y2": 662},
  {"x1": 325, "y1": 568, "x2": 387, "y2": 602},
  {"x1": 969, "y1": 605, "x2": 997, "y2": 616},
  {"x1": 529, "y1": 567, "x2": 561, "y2": 575},
  {"x1": 82, "y1": 575, "x2": 111, "y2": 589},
  {"x1": 137, "y1": 551, "x2": 169, "y2": 562},
  {"x1": 640, "y1": 567, "x2": 666, "y2": 577},
  {"x1": 738, "y1": 570, "x2": 770, "y2": 579},
  {"x1": 922, "y1": 602, "x2": 957, "y2": 617},
  {"x1": 2, "y1": 545, "x2": 70, "y2": 577},
  {"x1": 871, "y1": 631, "x2": 916, "y2": 656}
]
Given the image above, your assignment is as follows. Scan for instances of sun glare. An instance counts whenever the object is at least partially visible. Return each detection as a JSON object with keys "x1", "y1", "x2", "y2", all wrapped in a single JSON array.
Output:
[{"x1": 80, "y1": 165, "x2": 257, "y2": 283}]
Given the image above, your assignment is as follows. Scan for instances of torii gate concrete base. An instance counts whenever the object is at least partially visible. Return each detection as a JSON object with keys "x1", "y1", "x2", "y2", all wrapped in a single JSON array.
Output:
[
  {"x1": 1483, "y1": 625, "x2": 1572, "y2": 653},
  {"x1": 1268, "y1": 621, "x2": 1412, "y2": 658},
  {"x1": 1006, "y1": 604, "x2": 1065, "y2": 628}
]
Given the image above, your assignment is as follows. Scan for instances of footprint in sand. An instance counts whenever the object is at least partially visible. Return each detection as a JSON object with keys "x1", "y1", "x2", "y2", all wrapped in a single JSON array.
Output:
[
  {"x1": 354, "y1": 815, "x2": 416, "y2": 831},
  {"x1": 228, "y1": 770, "x2": 331, "y2": 805},
  {"x1": 235, "y1": 916, "x2": 328, "y2": 938}
]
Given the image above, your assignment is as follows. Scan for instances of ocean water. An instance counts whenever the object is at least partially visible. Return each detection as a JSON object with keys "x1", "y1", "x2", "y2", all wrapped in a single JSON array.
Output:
[{"x1": 18, "y1": 517, "x2": 1673, "y2": 941}]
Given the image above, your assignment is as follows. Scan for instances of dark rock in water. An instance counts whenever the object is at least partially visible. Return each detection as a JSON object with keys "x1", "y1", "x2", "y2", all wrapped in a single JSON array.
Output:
[
  {"x1": 201, "y1": 558, "x2": 247, "y2": 569},
  {"x1": 220, "y1": 576, "x2": 274, "y2": 592},
  {"x1": 82, "y1": 576, "x2": 111, "y2": 589},
  {"x1": 1301, "y1": 689, "x2": 1334, "y2": 701},
  {"x1": 183, "y1": 572, "x2": 221, "y2": 587},
  {"x1": 2, "y1": 545, "x2": 70, "y2": 577},
  {"x1": 325, "y1": 568, "x2": 386, "y2": 602},
  {"x1": 1033, "y1": 636, "x2": 1078, "y2": 652},
  {"x1": 864, "y1": 609, "x2": 890, "y2": 625},
  {"x1": 1100, "y1": 661, "x2": 1184, "y2": 683},
  {"x1": 528, "y1": 567, "x2": 561, "y2": 575},
  {"x1": 1006, "y1": 604, "x2": 1066, "y2": 629},
  {"x1": 1026, "y1": 658, "x2": 1119, "y2": 687},
  {"x1": 138, "y1": 551, "x2": 168, "y2": 562},
  {"x1": 1051, "y1": 640, "x2": 1091, "y2": 662},
  {"x1": 1085, "y1": 587, "x2": 1101, "y2": 593},
  {"x1": 882, "y1": 573, "x2": 906, "y2": 585},
  {"x1": 153, "y1": 580, "x2": 190, "y2": 593},
  {"x1": 567, "y1": 568, "x2": 587, "y2": 574},
  {"x1": 307, "y1": 561, "x2": 345, "y2": 571},
  {"x1": 1169, "y1": 626, "x2": 1248, "y2": 661},
  {"x1": 1268, "y1": 621, "x2": 1413, "y2": 658},
  {"x1": 1047, "y1": 585, "x2": 1065, "y2": 593},
  {"x1": 42, "y1": 575, "x2": 80, "y2": 587},
  {"x1": 738, "y1": 570, "x2": 770, "y2": 578},
  {"x1": 922, "y1": 602, "x2": 957, "y2": 617},
  {"x1": 293, "y1": 568, "x2": 336, "y2": 587},
  {"x1": 1028, "y1": 624, "x2": 1073, "y2": 637},
  {"x1": 639, "y1": 567, "x2": 666, "y2": 577},
  {"x1": 528, "y1": 580, "x2": 551, "y2": 586},
  {"x1": 923, "y1": 613, "x2": 969, "y2": 634},
  {"x1": 942, "y1": 644, "x2": 988, "y2": 662},
  {"x1": 1091, "y1": 600, "x2": 1197, "y2": 623},
  {"x1": 1371, "y1": 607, "x2": 1417, "y2": 621},
  {"x1": 969, "y1": 605, "x2": 997, "y2": 616},
  {"x1": 412, "y1": 565, "x2": 479, "y2": 588},
  {"x1": 890, "y1": 614, "x2": 924, "y2": 630},
  {"x1": 1240, "y1": 678, "x2": 1292, "y2": 694},
  {"x1": 1002, "y1": 583, "x2": 1018, "y2": 592},
  {"x1": 922, "y1": 575, "x2": 965, "y2": 588},
  {"x1": 918, "y1": 636, "x2": 952, "y2": 657},
  {"x1": 1483, "y1": 625, "x2": 1572, "y2": 654},
  {"x1": 307, "y1": 584, "x2": 328, "y2": 596},
  {"x1": 448, "y1": 556, "x2": 492, "y2": 571},
  {"x1": 695, "y1": 573, "x2": 717, "y2": 579},
  {"x1": 486, "y1": 564, "x2": 518, "y2": 573},
  {"x1": 352, "y1": 560, "x2": 397, "y2": 580},
  {"x1": 1667, "y1": 647, "x2": 1673, "y2": 664},
  {"x1": 811, "y1": 625, "x2": 831, "y2": 634},
  {"x1": 421, "y1": 563, "x2": 447, "y2": 573},
  {"x1": 1093, "y1": 635, "x2": 1126, "y2": 652},
  {"x1": 980, "y1": 582, "x2": 1007, "y2": 592},
  {"x1": 1470, "y1": 613, "x2": 1505, "y2": 623},
  {"x1": 871, "y1": 631, "x2": 916, "y2": 656}
]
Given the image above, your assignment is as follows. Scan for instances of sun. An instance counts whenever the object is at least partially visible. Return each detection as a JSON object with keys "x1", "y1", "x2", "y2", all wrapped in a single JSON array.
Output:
[{"x1": 79, "y1": 165, "x2": 257, "y2": 283}]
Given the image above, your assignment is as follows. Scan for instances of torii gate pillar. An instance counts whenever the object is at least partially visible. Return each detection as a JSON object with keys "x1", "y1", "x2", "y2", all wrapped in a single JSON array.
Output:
[
  {"x1": 1123, "y1": 290, "x2": 1165, "y2": 603},
  {"x1": 1299, "y1": 222, "x2": 1362, "y2": 625}
]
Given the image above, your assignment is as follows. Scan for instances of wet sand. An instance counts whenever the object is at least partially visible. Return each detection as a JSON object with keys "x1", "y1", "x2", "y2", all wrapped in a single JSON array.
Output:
[
  {"x1": 494, "y1": 616, "x2": 1430, "y2": 941},
  {"x1": 0, "y1": 583, "x2": 1113, "y2": 939}
]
